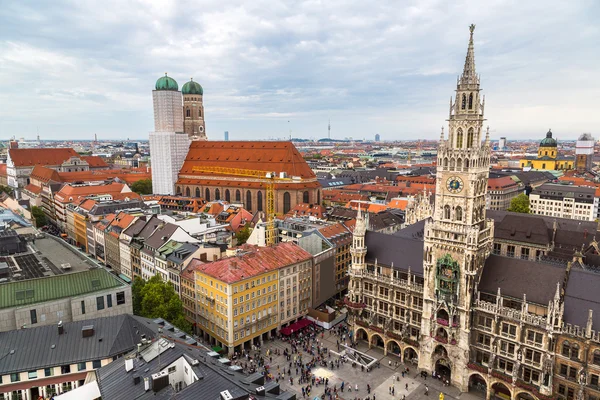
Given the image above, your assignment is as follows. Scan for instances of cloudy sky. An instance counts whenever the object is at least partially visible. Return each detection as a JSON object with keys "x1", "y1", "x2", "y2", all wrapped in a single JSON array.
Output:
[{"x1": 1, "y1": 1, "x2": 599, "y2": 142}]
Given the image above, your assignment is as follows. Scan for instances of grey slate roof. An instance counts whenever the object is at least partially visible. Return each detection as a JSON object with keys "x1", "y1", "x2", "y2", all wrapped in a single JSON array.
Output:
[
  {"x1": 563, "y1": 267, "x2": 600, "y2": 331},
  {"x1": 0, "y1": 314, "x2": 156, "y2": 375},
  {"x1": 479, "y1": 255, "x2": 566, "y2": 305},
  {"x1": 96, "y1": 338, "x2": 285, "y2": 400},
  {"x1": 365, "y1": 230, "x2": 424, "y2": 276}
]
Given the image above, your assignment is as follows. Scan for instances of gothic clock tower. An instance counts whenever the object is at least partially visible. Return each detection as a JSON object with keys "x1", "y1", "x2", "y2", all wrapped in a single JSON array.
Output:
[{"x1": 419, "y1": 25, "x2": 494, "y2": 391}]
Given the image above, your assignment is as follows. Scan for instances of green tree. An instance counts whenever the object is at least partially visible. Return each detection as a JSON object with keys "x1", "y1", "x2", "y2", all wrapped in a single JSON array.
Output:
[
  {"x1": 235, "y1": 225, "x2": 251, "y2": 245},
  {"x1": 133, "y1": 275, "x2": 191, "y2": 333},
  {"x1": 130, "y1": 179, "x2": 153, "y2": 195},
  {"x1": 31, "y1": 206, "x2": 47, "y2": 227},
  {"x1": 131, "y1": 276, "x2": 146, "y2": 315},
  {"x1": 0, "y1": 185, "x2": 14, "y2": 197},
  {"x1": 508, "y1": 193, "x2": 530, "y2": 213}
]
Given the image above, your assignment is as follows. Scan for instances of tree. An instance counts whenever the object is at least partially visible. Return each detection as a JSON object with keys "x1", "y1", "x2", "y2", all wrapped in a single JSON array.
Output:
[
  {"x1": 0, "y1": 185, "x2": 14, "y2": 197},
  {"x1": 31, "y1": 206, "x2": 47, "y2": 227},
  {"x1": 235, "y1": 225, "x2": 251, "y2": 245},
  {"x1": 130, "y1": 179, "x2": 152, "y2": 195},
  {"x1": 131, "y1": 276, "x2": 146, "y2": 316},
  {"x1": 132, "y1": 275, "x2": 192, "y2": 333},
  {"x1": 508, "y1": 193, "x2": 530, "y2": 213}
]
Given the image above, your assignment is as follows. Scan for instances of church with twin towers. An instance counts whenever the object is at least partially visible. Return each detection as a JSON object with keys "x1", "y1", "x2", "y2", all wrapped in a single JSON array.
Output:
[
  {"x1": 149, "y1": 74, "x2": 207, "y2": 195},
  {"x1": 347, "y1": 24, "x2": 600, "y2": 400}
]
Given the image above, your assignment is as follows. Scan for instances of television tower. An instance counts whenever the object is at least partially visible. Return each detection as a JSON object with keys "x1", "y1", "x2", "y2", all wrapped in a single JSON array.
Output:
[{"x1": 328, "y1": 119, "x2": 331, "y2": 139}]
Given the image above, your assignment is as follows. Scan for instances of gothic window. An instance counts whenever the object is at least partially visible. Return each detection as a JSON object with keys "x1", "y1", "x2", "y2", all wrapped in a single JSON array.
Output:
[
  {"x1": 176, "y1": 186, "x2": 182, "y2": 195},
  {"x1": 235, "y1": 190, "x2": 241, "y2": 202},
  {"x1": 283, "y1": 192, "x2": 291, "y2": 214},
  {"x1": 457, "y1": 158, "x2": 462, "y2": 170},
  {"x1": 215, "y1": 188, "x2": 220, "y2": 200},
  {"x1": 246, "y1": 190, "x2": 252, "y2": 211},
  {"x1": 205, "y1": 188, "x2": 211, "y2": 201},
  {"x1": 186, "y1": 109, "x2": 191, "y2": 117},
  {"x1": 468, "y1": 93, "x2": 473, "y2": 109},
  {"x1": 225, "y1": 189, "x2": 231, "y2": 202},
  {"x1": 455, "y1": 206, "x2": 463, "y2": 221},
  {"x1": 303, "y1": 191, "x2": 309, "y2": 204},
  {"x1": 456, "y1": 128, "x2": 464, "y2": 148},
  {"x1": 195, "y1": 188, "x2": 200, "y2": 198},
  {"x1": 199, "y1": 109, "x2": 202, "y2": 118},
  {"x1": 461, "y1": 94, "x2": 466, "y2": 109},
  {"x1": 467, "y1": 128, "x2": 474, "y2": 148},
  {"x1": 443, "y1": 158, "x2": 448, "y2": 169},
  {"x1": 185, "y1": 187, "x2": 190, "y2": 197},
  {"x1": 449, "y1": 158, "x2": 455, "y2": 171},
  {"x1": 317, "y1": 190, "x2": 321, "y2": 205},
  {"x1": 444, "y1": 205, "x2": 451, "y2": 220},
  {"x1": 465, "y1": 159, "x2": 469, "y2": 169},
  {"x1": 257, "y1": 191, "x2": 263, "y2": 212}
]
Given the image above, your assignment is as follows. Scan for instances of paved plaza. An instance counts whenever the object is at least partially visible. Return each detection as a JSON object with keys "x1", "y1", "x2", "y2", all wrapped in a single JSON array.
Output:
[{"x1": 259, "y1": 325, "x2": 485, "y2": 400}]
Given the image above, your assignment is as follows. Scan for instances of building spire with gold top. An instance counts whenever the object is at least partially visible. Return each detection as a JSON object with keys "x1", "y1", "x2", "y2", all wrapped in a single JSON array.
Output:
[{"x1": 460, "y1": 24, "x2": 478, "y2": 86}]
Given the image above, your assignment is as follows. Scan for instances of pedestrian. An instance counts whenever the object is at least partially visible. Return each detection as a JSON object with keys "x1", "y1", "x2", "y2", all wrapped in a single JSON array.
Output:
[
  {"x1": 355, "y1": 383, "x2": 358, "y2": 392},
  {"x1": 405, "y1": 383, "x2": 408, "y2": 391}
]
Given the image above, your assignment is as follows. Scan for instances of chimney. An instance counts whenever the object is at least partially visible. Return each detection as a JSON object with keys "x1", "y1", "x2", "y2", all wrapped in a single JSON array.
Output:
[
  {"x1": 9, "y1": 140, "x2": 18, "y2": 149},
  {"x1": 125, "y1": 357, "x2": 134, "y2": 372},
  {"x1": 144, "y1": 377, "x2": 150, "y2": 391},
  {"x1": 58, "y1": 321, "x2": 64, "y2": 335}
]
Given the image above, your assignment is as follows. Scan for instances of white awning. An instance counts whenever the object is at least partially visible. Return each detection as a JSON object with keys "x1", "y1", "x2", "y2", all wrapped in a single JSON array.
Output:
[{"x1": 54, "y1": 381, "x2": 101, "y2": 400}]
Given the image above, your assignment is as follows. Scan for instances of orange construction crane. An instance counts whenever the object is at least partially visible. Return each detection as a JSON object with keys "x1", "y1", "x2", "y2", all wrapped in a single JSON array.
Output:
[{"x1": 190, "y1": 166, "x2": 294, "y2": 246}]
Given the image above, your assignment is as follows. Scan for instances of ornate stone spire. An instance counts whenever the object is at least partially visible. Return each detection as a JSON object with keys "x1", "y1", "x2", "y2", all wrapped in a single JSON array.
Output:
[{"x1": 460, "y1": 24, "x2": 478, "y2": 85}]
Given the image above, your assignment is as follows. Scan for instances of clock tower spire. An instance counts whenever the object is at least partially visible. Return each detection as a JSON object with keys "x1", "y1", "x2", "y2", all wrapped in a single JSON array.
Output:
[{"x1": 419, "y1": 25, "x2": 494, "y2": 391}]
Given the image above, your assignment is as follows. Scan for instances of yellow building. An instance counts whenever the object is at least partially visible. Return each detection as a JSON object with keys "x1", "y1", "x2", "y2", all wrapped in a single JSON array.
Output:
[
  {"x1": 186, "y1": 243, "x2": 313, "y2": 355},
  {"x1": 520, "y1": 130, "x2": 574, "y2": 170}
]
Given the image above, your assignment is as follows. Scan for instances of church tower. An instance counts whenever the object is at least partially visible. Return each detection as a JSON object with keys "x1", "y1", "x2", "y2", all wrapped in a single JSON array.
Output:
[
  {"x1": 419, "y1": 25, "x2": 494, "y2": 391},
  {"x1": 182, "y1": 78, "x2": 207, "y2": 140}
]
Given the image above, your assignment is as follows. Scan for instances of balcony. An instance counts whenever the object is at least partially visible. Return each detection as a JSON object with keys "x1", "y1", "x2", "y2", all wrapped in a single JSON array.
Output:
[{"x1": 344, "y1": 297, "x2": 367, "y2": 309}]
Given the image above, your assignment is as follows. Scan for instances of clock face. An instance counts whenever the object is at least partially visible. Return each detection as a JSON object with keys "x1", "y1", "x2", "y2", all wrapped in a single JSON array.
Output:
[{"x1": 446, "y1": 176, "x2": 464, "y2": 193}]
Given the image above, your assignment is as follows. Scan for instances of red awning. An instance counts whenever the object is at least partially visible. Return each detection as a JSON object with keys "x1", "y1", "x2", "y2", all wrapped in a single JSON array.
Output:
[{"x1": 280, "y1": 319, "x2": 314, "y2": 336}]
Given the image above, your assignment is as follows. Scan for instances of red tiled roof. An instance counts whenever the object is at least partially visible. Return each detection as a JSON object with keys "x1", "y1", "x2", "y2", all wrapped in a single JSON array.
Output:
[
  {"x1": 388, "y1": 198, "x2": 409, "y2": 210},
  {"x1": 23, "y1": 183, "x2": 42, "y2": 195},
  {"x1": 0, "y1": 164, "x2": 6, "y2": 177},
  {"x1": 30, "y1": 165, "x2": 62, "y2": 183},
  {"x1": 9, "y1": 148, "x2": 79, "y2": 167},
  {"x1": 286, "y1": 203, "x2": 326, "y2": 219},
  {"x1": 488, "y1": 176, "x2": 519, "y2": 190},
  {"x1": 318, "y1": 222, "x2": 352, "y2": 242},
  {"x1": 187, "y1": 242, "x2": 312, "y2": 283},
  {"x1": 82, "y1": 155, "x2": 108, "y2": 168},
  {"x1": 54, "y1": 183, "x2": 128, "y2": 203},
  {"x1": 179, "y1": 141, "x2": 316, "y2": 180}
]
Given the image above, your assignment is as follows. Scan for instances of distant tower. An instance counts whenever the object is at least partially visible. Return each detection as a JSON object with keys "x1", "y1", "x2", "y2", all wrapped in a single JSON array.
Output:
[
  {"x1": 94, "y1": 133, "x2": 98, "y2": 142},
  {"x1": 498, "y1": 136, "x2": 506, "y2": 150},
  {"x1": 328, "y1": 120, "x2": 331, "y2": 139},
  {"x1": 576, "y1": 133, "x2": 595, "y2": 172},
  {"x1": 224, "y1": 131, "x2": 229, "y2": 141},
  {"x1": 149, "y1": 73, "x2": 191, "y2": 195},
  {"x1": 375, "y1": 133, "x2": 380, "y2": 142},
  {"x1": 181, "y1": 78, "x2": 206, "y2": 140}
]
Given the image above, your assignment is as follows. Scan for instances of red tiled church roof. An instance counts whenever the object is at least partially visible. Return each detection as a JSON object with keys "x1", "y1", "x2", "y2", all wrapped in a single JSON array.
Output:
[
  {"x1": 9, "y1": 148, "x2": 79, "y2": 167},
  {"x1": 179, "y1": 141, "x2": 316, "y2": 180}
]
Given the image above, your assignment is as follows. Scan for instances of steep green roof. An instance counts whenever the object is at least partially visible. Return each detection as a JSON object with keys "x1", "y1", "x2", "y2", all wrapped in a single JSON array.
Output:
[
  {"x1": 540, "y1": 130, "x2": 557, "y2": 147},
  {"x1": 182, "y1": 78, "x2": 203, "y2": 95},
  {"x1": 155, "y1": 73, "x2": 178, "y2": 91},
  {"x1": 0, "y1": 269, "x2": 126, "y2": 309}
]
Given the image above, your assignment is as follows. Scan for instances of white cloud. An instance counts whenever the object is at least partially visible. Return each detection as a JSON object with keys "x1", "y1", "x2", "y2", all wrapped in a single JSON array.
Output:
[{"x1": 0, "y1": 0, "x2": 598, "y2": 140}]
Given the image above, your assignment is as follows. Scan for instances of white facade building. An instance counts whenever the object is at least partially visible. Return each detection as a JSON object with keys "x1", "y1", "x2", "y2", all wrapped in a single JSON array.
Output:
[
  {"x1": 529, "y1": 183, "x2": 597, "y2": 221},
  {"x1": 149, "y1": 75, "x2": 190, "y2": 195}
]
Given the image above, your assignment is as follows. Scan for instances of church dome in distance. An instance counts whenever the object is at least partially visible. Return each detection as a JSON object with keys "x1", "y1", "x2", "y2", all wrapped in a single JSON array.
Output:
[
  {"x1": 155, "y1": 73, "x2": 178, "y2": 91},
  {"x1": 182, "y1": 78, "x2": 203, "y2": 95},
  {"x1": 540, "y1": 129, "x2": 557, "y2": 147}
]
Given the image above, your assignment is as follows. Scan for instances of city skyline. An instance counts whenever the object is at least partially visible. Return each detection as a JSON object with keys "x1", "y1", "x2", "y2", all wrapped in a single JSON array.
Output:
[{"x1": 1, "y1": 1, "x2": 599, "y2": 141}]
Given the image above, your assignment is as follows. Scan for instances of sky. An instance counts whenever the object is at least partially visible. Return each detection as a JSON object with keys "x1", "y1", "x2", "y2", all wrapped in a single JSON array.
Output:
[{"x1": 1, "y1": 1, "x2": 599, "y2": 142}]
